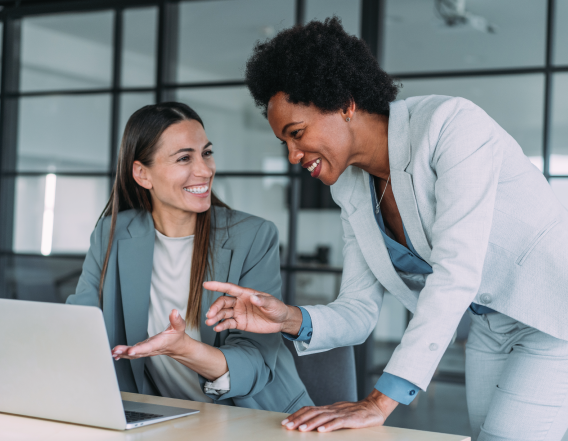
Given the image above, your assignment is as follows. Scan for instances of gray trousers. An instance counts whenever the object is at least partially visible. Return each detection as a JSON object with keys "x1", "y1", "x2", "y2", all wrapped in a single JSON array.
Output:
[{"x1": 466, "y1": 310, "x2": 568, "y2": 441}]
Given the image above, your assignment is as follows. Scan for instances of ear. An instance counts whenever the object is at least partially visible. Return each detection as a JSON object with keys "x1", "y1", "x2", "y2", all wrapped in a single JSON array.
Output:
[
  {"x1": 132, "y1": 160, "x2": 153, "y2": 190},
  {"x1": 341, "y1": 99, "x2": 357, "y2": 121}
]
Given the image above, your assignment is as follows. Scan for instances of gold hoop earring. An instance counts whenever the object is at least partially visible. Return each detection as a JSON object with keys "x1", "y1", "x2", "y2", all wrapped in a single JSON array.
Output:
[{"x1": 345, "y1": 117, "x2": 351, "y2": 122}]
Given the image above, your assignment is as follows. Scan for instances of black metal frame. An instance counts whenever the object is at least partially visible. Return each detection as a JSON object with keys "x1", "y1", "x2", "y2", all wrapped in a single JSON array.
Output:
[{"x1": 0, "y1": 0, "x2": 565, "y2": 400}]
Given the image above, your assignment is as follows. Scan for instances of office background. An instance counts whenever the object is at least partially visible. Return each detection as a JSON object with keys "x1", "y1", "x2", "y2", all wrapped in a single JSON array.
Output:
[{"x1": 0, "y1": 0, "x2": 566, "y2": 436}]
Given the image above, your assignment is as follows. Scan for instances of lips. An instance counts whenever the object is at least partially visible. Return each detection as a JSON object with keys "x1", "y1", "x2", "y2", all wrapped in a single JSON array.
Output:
[{"x1": 302, "y1": 158, "x2": 322, "y2": 178}]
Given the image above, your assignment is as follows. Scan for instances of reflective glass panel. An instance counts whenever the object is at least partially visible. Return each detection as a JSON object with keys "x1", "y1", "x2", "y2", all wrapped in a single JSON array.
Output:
[
  {"x1": 20, "y1": 11, "x2": 113, "y2": 91},
  {"x1": 17, "y1": 94, "x2": 112, "y2": 172},
  {"x1": 550, "y1": 179, "x2": 568, "y2": 209},
  {"x1": 397, "y1": 74, "x2": 545, "y2": 169},
  {"x1": 212, "y1": 177, "x2": 289, "y2": 254},
  {"x1": 176, "y1": 0, "x2": 295, "y2": 83},
  {"x1": 0, "y1": 255, "x2": 85, "y2": 303},
  {"x1": 383, "y1": 0, "x2": 546, "y2": 73},
  {"x1": 121, "y1": 7, "x2": 158, "y2": 87},
  {"x1": 305, "y1": 0, "x2": 362, "y2": 36},
  {"x1": 554, "y1": 0, "x2": 568, "y2": 65},
  {"x1": 550, "y1": 73, "x2": 568, "y2": 175},
  {"x1": 176, "y1": 87, "x2": 287, "y2": 172},
  {"x1": 13, "y1": 176, "x2": 109, "y2": 254}
]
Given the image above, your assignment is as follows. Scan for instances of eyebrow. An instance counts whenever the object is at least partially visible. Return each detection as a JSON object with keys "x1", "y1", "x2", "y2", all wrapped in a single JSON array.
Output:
[
  {"x1": 170, "y1": 141, "x2": 212, "y2": 156},
  {"x1": 281, "y1": 121, "x2": 303, "y2": 136}
]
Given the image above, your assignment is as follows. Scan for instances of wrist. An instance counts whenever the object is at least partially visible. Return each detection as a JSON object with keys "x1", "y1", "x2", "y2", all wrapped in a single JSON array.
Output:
[
  {"x1": 366, "y1": 388, "x2": 399, "y2": 419},
  {"x1": 281, "y1": 305, "x2": 303, "y2": 335},
  {"x1": 168, "y1": 333, "x2": 194, "y2": 358}
]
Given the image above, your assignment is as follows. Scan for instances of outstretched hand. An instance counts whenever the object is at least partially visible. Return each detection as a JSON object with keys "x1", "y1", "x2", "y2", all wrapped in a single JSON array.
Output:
[
  {"x1": 203, "y1": 281, "x2": 301, "y2": 335},
  {"x1": 112, "y1": 309, "x2": 188, "y2": 360}
]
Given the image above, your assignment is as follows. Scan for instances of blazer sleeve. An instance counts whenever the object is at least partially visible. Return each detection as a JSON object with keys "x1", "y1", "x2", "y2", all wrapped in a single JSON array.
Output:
[
  {"x1": 294, "y1": 207, "x2": 385, "y2": 355},
  {"x1": 65, "y1": 219, "x2": 105, "y2": 307},
  {"x1": 384, "y1": 98, "x2": 503, "y2": 390},
  {"x1": 203, "y1": 220, "x2": 286, "y2": 400}
]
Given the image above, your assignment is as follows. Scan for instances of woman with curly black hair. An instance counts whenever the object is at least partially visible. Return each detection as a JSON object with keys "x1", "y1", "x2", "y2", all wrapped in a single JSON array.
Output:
[{"x1": 205, "y1": 17, "x2": 568, "y2": 441}]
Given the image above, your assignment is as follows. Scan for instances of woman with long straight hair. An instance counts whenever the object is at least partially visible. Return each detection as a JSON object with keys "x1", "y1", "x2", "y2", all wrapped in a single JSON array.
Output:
[{"x1": 66, "y1": 102, "x2": 312, "y2": 412}]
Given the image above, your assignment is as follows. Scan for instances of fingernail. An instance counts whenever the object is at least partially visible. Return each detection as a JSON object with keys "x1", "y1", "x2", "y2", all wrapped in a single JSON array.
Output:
[
  {"x1": 286, "y1": 422, "x2": 294, "y2": 429},
  {"x1": 318, "y1": 426, "x2": 325, "y2": 432},
  {"x1": 281, "y1": 419, "x2": 288, "y2": 425},
  {"x1": 114, "y1": 350, "x2": 122, "y2": 354},
  {"x1": 299, "y1": 424, "x2": 307, "y2": 431},
  {"x1": 251, "y1": 295, "x2": 259, "y2": 302},
  {"x1": 130, "y1": 352, "x2": 136, "y2": 356}
]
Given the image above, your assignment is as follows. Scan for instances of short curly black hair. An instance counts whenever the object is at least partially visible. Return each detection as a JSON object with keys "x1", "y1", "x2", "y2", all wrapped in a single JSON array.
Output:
[{"x1": 245, "y1": 17, "x2": 399, "y2": 117}]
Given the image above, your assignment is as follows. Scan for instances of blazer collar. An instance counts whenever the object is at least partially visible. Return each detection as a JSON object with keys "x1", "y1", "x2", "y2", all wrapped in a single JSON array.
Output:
[
  {"x1": 348, "y1": 171, "x2": 418, "y2": 312},
  {"x1": 387, "y1": 100, "x2": 433, "y2": 264}
]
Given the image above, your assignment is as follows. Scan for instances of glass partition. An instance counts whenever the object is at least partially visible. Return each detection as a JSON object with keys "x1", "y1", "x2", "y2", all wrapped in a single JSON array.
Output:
[
  {"x1": 20, "y1": 11, "x2": 113, "y2": 91},
  {"x1": 121, "y1": 7, "x2": 158, "y2": 87},
  {"x1": 176, "y1": 0, "x2": 295, "y2": 83},
  {"x1": 383, "y1": 0, "x2": 546, "y2": 73},
  {"x1": 550, "y1": 73, "x2": 568, "y2": 175},
  {"x1": 17, "y1": 94, "x2": 112, "y2": 172}
]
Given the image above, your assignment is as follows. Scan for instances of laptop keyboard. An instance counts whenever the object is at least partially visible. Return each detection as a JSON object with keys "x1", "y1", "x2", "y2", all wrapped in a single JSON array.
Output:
[{"x1": 125, "y1": 410, "x2": 164, "y2": 423}]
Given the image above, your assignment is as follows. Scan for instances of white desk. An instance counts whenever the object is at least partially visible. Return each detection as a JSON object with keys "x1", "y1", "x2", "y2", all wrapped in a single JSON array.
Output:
[{"x1": 0, "y1": 392, "x2": 470, "y2": 440}]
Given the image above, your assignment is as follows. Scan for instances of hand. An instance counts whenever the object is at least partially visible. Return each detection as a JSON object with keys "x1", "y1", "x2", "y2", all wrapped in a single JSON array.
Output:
[
  {"x1": 281, "y1": 389, "x2": 398, "y2": 433},
  {"x1": 203, "y1": 281, "x2": 302, "y2": 335},
  {"x1": 112, "y1": 309, "x2": 189, "y2": 360}
]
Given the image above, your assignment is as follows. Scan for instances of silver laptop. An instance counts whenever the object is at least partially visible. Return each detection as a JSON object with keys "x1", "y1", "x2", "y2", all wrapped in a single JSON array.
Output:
[{"x1": 0, "y1": 298, "x2": 198, "y2": 430}]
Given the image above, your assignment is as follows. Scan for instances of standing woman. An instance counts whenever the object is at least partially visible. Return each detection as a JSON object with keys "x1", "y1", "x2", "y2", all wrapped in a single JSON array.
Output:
[
  {"x1": 66, "y1": 102, "x2": 312, "y2": 413},
  {"x1": 204, "y1": 18, "x2": 568, "y2": 440}
]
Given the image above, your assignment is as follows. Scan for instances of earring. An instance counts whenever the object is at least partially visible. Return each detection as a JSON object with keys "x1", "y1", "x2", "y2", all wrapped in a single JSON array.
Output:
[{"x1": 345, "y1": 117, "x2": 351, "y2": 122}]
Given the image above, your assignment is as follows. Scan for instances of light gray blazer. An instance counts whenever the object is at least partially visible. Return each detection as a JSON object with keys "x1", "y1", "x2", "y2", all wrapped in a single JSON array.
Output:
[
  {"x1": 297, "y1": 95, "x2": 568, "y2": 391},
  {"x1": 67, "y1": 206, "x2": 312, "y2": 413}
]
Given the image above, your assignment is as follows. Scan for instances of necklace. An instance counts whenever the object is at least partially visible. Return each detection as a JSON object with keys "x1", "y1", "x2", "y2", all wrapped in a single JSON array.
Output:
[{"x1": 373, "y1": 174, "x2": 390, "y2": 214}]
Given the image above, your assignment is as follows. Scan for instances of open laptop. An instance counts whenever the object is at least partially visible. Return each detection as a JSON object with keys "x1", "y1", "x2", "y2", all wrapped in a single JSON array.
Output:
[{"x1": 0, "y1": 298, "x2": 198, "y2": 430}]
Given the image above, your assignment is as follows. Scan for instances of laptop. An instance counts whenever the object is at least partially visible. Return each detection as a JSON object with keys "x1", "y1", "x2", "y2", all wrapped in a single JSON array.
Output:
[{"x1": 0, "y1": 298, "x2": 199, "y2": 430}]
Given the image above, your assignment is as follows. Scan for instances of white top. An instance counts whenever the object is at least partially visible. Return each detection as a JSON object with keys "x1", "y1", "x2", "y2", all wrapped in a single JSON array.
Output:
[{"x1": 146, "y1": 230, "x2": 230, "y2": 402}]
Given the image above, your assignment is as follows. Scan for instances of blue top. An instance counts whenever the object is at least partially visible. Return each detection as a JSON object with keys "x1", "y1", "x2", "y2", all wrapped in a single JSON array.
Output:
[{"x1": 282, "y1": 175, "x2": 494, "y2": 405}]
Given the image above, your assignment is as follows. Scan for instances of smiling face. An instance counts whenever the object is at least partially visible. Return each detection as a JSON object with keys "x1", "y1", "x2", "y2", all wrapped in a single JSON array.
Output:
[
  {"x1": 267, "y1": 92, "x2": 356, "y2": 186},
  {"x1": 133, "y1": 119, "x2": 215, "y2": 218}
]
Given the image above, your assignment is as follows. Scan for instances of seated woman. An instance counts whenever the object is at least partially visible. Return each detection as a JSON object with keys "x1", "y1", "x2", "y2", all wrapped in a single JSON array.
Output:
[{"x1": 66, "y1": 102, "x2": 312, "y2": 413}]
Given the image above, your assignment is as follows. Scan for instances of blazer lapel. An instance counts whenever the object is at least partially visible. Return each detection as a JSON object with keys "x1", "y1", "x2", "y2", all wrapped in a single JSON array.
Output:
[
  {"x1": 200, "y1": 212, "x2": 233, "y2": 347},
  {"x1": 117, "y1": 211, "x2": 155, "y2": 393},
  {"x1": 348, "y1": 170, "x2": 418, "y2": 312},
  {"x1": 388, "y1": 100, "x2": 433, "y2": 264}
]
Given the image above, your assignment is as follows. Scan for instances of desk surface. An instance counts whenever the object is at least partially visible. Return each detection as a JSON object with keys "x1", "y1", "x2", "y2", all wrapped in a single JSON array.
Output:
[{"x1": 0, "y1": 392, "x2": 470, "y2": 440}]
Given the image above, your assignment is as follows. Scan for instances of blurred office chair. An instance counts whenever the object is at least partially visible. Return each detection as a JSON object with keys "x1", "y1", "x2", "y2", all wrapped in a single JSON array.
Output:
[{"x1": 283, "y1": 338, "x2": 357, "y2": 406}]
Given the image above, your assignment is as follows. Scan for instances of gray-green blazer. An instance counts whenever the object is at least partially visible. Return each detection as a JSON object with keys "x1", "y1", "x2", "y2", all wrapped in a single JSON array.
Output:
[{"x1": 66, "y1": 206, "x2": 312, "y2": 413}]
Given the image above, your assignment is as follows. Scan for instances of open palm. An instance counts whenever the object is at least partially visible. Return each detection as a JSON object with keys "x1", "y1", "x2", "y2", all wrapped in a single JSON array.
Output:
[{"x1": 112, "y1": 309, "x2": 188, "y2": 360}]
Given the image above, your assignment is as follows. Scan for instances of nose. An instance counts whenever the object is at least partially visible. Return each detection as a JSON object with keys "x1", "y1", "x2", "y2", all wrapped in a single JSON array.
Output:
[
  {"x1": 287, "y1": 144, "x2": 304, "y2": 165},
  {"x1": 193, "y1": 155, "x2": 214, "y2": 178}
]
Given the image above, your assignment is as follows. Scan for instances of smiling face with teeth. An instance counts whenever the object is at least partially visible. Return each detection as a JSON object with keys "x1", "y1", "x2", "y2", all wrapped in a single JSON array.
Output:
[
  {"x1": 267, "y1": 92, "x2": 390, "y2": 186},
  {"x1": 132, "y1": 119, "x2": 216, "y2": 227}
]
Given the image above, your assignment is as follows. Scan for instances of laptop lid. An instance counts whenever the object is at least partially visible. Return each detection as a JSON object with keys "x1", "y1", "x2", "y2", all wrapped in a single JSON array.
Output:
[{"x1": 0, "y1": 299, "x2": 127, "y2": 430}]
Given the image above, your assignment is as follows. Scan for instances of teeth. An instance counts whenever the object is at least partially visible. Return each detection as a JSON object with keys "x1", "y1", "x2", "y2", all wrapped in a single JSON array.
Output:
[
  {"x1": 184, "y1": 185, "x2": 209, "y2": 194},
  {"x1": 307, "y1": 159, "x2": 321, "y2": 173}
]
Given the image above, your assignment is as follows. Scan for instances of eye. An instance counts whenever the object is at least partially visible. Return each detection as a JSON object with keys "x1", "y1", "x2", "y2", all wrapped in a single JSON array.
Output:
[
  {"x1": 177, "y1": 155, "x2": 190, "y2": 163},
  {"x1": 280, "y1": 140, "x2": 287, "y2": 147},
  {"x1": 203, "y1": 150, "x2": 214, "y2": 157},
  {"x1": 290, "y1": 129, "x2": 303, "y2": 139}
]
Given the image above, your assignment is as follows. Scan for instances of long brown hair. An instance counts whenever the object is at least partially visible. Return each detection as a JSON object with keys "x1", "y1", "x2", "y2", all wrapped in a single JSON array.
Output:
[{"x1": 98, "y1": 102, "x2": 229, "y2": 329}]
